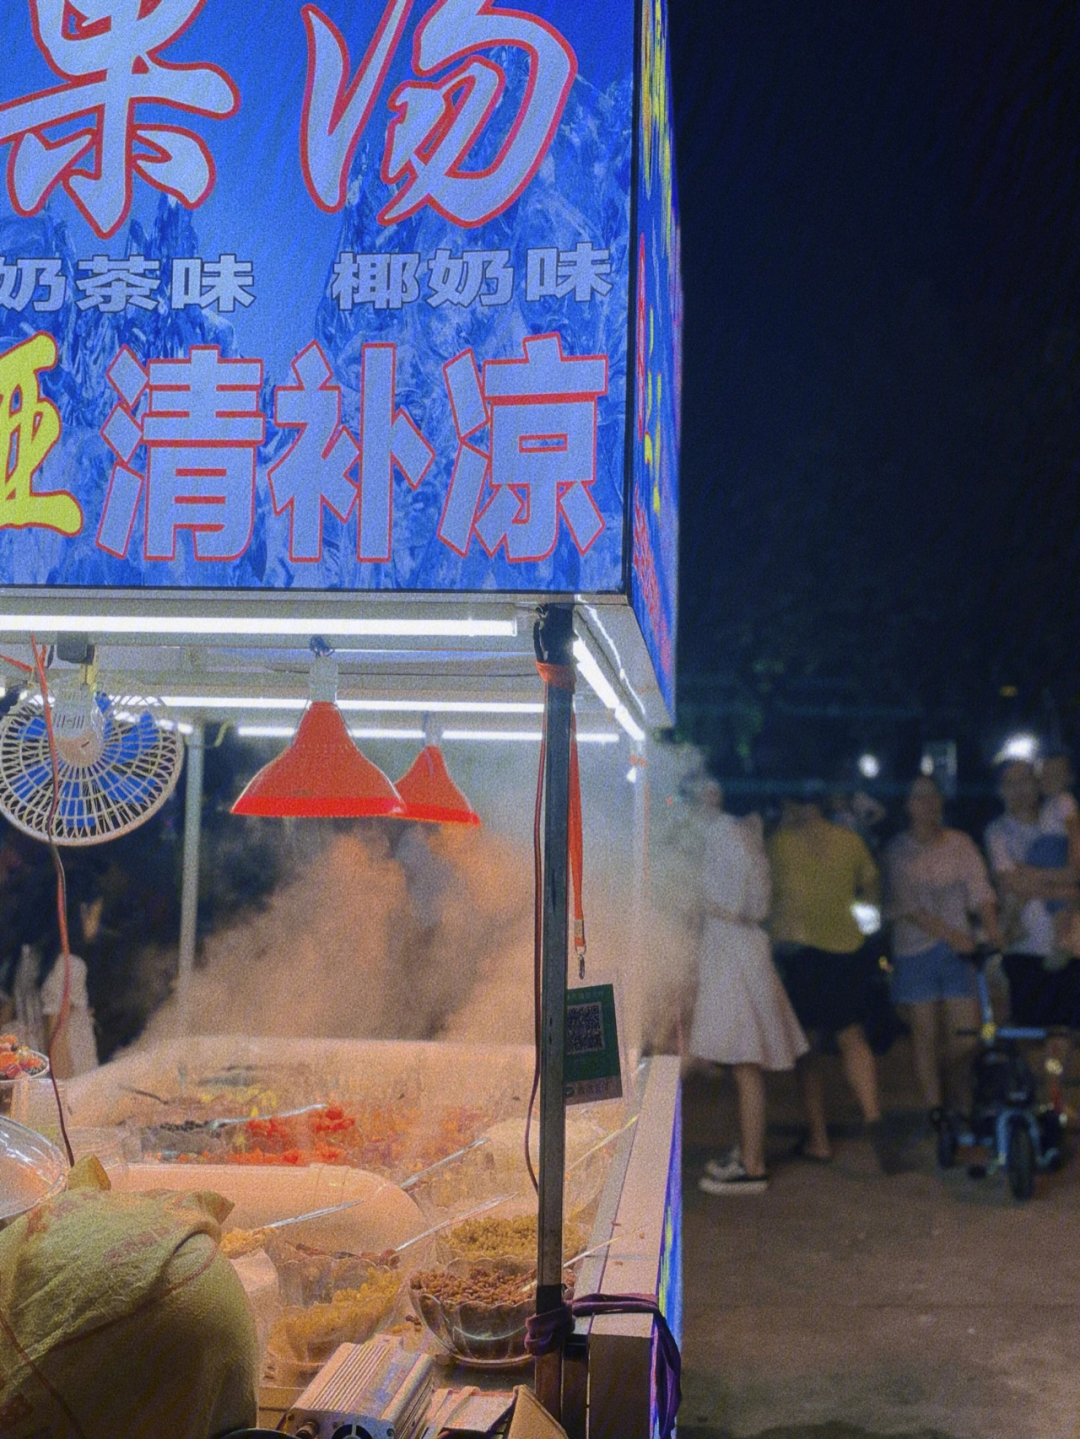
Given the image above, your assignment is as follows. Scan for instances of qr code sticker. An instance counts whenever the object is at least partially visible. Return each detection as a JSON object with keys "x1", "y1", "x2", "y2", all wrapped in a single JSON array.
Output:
[{"x1": 566, "y1": 1000, "x2": 606, "y2": 1055}]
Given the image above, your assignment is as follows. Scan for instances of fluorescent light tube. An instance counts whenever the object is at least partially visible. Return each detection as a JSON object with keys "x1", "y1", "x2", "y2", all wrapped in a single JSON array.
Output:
[
  {"x1": 0, "y1": 614, "x2": 517, "y2": 638},
  {"x1": 573, "y1": 638, "x2": 647, "y2": 743},
  {"x1": 614, "y1": 704, "x2": 646, "y2": 744},
  {"x1": 164, "y1": 696, "x2": 543, "y2": 714},
  {"x1": 442, "y1": 729, "x2": 543, "y2": 742},
  {"x1": 350, "y1": 727, "x2": 425, "y2": 740},
  {"x1": 236, "y1": 724, "x2": 619, "y2": 745},
  {"x1": 572, "y1": 638, "x2": 620, "y2": 710},
  {"x1": 441, "y1": 730, "x2": 619, "y2": 744},
  {"x1": 165, "y1": 697, "x2": 306, "y2": 711},
  {"x1": 237, "y1": 724, "x2": 427, "y2": 740},
  {"x1": 339, "y1": 700, "x2": 542, "y2": 715}
]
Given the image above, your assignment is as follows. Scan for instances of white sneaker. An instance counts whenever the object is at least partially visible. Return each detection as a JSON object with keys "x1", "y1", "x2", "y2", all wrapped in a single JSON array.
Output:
[
  {"x1": 704, "y1": 1147, "x2": 742, "y2": 1180},
  {"x1": 698, "y1": 1163, "x2": 769, "y2": 1195}
]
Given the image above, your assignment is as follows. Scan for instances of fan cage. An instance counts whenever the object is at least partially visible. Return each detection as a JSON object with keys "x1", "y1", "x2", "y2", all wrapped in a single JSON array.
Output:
[{"x1": 0, "y1": 692, "x2": 184, "y2": 846}]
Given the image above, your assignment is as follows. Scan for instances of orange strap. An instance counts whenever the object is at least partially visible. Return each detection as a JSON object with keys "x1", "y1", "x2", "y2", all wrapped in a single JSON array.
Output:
[
  {"x1": 568, "y1": 723, "x2": 585, "y2": 964},
  {"x1": 536, "y1": 660, "x2": 576, "y2": 692}
]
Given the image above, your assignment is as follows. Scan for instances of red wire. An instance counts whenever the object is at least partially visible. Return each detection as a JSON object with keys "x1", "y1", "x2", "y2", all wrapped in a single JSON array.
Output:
[
  {"x1": 524, "y1": 701, "x2": 547, "y2": 1196},
  {"x1": 568, "y1": 714, "x2": 585, "y2": 973},
  {"x1": 0, "y1": 653, "x2": 33, "y2": 674},
  {"x1": 29, "y1": 636, "x2": 74, "y2": 1167}
]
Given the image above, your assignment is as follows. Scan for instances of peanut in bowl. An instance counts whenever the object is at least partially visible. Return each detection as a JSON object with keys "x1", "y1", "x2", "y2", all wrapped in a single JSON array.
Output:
[{"x1": 409, "y1": 1256, "x2": 575, "y2": 1365}]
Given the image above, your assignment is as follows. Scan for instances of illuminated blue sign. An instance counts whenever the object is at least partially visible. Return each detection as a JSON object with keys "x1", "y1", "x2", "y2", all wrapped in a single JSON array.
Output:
[
  {"x1": 654, "y1": 1081, "x2": 682, "y2": 1438},
  {"x1": 0, "y1": 1, "x2": 630, "y2": 589},
  {"x1": 630, "y1": 0, "x2": 681, "y2": 718},
  {"x1": 0, "y1": 0, "x2": 677, "y2": 713}
]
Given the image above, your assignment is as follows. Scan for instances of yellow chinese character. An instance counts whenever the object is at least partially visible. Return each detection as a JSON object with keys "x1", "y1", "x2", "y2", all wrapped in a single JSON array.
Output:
[{"x1": 0, "y1": 333, "x2": 81, "y2": 536}]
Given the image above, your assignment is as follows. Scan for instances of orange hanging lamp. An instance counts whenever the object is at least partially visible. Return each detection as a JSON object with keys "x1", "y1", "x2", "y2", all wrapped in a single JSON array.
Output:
[
  {"x1": 394, "y1": 726, "x2": 481, "y2": 826},
  {"x1": 232, "y1": 648, "x2": 404, "y2": 819}
]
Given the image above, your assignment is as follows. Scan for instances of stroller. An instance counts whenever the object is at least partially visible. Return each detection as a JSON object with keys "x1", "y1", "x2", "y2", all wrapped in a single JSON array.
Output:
[{"x1": 936, "y1": 948, "x2": 1065, "y2": 1200}]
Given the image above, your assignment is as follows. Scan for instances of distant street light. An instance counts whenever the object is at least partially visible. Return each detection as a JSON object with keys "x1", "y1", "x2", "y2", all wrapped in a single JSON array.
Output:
[
  {"x1": 857, "y1": 753, "x2": 880, "y2": 780},
  {"x1": 852, "y1": 902, "x2": 882, "y2": 935},
  {"x1": 998, "y1": 733, "x2": 1039, "y2": 764}
]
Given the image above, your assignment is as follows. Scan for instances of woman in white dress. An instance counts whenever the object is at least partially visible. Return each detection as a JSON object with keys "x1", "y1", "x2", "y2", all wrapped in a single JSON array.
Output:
[
  {"x1": 690, "y1": 782, "x2": 808, "y2": 1192},
  {"x1": 41, "y1": 953, "x2": 98, "y2": 1079}
]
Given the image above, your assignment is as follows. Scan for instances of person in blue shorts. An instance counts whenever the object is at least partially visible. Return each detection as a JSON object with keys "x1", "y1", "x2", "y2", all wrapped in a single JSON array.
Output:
[{"x1": 883, "y1": 776, "x2": 1001, "y2": 1125}]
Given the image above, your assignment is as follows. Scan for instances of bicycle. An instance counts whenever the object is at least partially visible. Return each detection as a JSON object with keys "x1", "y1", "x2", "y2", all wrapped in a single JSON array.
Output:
[{"x1": 935, "y1": 948, "x2": 1065, "y2": 1200}]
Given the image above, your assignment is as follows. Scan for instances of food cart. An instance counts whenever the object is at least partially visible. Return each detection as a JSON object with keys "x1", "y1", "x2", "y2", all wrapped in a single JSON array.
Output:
[{"x1": 0, "y1": 0, "x2": 681, "y2": 1432}]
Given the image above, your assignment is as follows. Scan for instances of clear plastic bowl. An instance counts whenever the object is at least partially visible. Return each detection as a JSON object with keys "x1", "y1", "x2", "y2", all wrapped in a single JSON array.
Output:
[
  {"x1": 438, "y1": 1214, "x2": 587, "y2": 1266},
  {"x1": 409, "y1": 1256, "x2": 574, "y2": 1365},
  {"x1": 67, "y1": 1128, "x2": 128, "y2": 1185},
  {"x1": 0, "y1": 1053, "x2": 50, "y2": 1118},
  {"x1": 0, "y1": 1116, "x2": 66, "y2": 1227},
  {"x1": 266, "y1": 1256, "x2": 402, "y2": 1370}
]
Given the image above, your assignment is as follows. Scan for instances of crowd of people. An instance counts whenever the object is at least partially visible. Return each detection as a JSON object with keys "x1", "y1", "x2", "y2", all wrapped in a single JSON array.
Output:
[{"x1": 690, "y1": 752, "x2": 1080, "y2": 1193}]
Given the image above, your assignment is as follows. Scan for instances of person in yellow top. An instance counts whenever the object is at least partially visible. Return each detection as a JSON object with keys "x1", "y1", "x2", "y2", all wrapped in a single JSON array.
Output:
[{"x1": 769, "y1": 784, "x2": 890, "y2": 1167}]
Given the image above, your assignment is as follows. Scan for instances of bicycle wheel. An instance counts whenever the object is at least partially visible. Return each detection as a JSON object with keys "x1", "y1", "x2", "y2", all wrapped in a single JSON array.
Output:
[
  {"x1": 936, "y1": 1118, "x2": 958, "y2": 1170},
  {"x1": 1006, "y1": 1118, "x2": 1035, "y2": 1201}
]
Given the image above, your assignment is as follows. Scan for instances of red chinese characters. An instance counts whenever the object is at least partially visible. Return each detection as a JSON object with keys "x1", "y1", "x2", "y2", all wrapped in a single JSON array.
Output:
[
  {"x1": 267, "y1": 339, "x2": 432, "y2": 564},
  {"x1": 1, "y1": 0, "x2": 574, "y2": 236},
  {"x1": 0, "y1": 0, "x2": 239, "y2": 240},
  {"x1": 441, "y1": 333, "x2": 607, "y2": 561},
  {"x1": 268, "y1": 341, "x2": 360, "y2": 563},
  {"x1": 99, "y1": 346, "x2": 264, "y2": 562},
  {"x1": 302, "y1": 0, "x2": 577, "y2": 227},
  {"x1": 93, "y1": 333, "x2": 606, "y2": 566}
]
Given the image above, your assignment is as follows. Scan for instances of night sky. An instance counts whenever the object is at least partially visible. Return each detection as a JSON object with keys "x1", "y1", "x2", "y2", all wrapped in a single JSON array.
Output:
[{"x1": 669, "y1": 1, "x2": 1080, "y2": 775}]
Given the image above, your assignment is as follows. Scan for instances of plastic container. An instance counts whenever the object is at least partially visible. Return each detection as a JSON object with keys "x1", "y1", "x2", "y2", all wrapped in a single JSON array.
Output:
[
  {"x1": 0, "y1": 1053, "x2": 50, "y2": 1120},
  {"x1": 15, "y1": 1075, "x2": 70, "y2": 1149},
  {"x1": 67, "y1": 1128, "x2": 128, "y2": 1185},
  {"x1": 266, "y1": 1260, "x2": 402, "y2": 1375},
  {"x1": 409, "y1": 1257, "x2": 574, "y2": 1365},
  {"x1": 0, "y1": 1116, "x2": 66, "y2": 1227},
  {"x1": 438, "y1": 1214, "x2": 587, "y2": 1266},
  {"x1": 112, "y1": 1162, "x2": 426, "y2": 1255}
]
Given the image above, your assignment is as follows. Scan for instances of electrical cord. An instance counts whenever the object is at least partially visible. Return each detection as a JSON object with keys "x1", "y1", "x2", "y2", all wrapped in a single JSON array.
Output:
[
  {"x1": 30, "y1": 635, "x2": 75, "y2": 1167},
  {"x1": 524, "y1": 696, "x2": 547, "y2": 1196}
]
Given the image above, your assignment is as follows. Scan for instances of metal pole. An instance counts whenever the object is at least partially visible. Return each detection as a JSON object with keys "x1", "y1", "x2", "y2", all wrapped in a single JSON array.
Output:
[
  {"x1": 630, "y1": 740, "x2": 649, "y2": 1068},
  {"x1": 534, "y1": 604, "x2": 574, "y2": 1420},
  {"x1": 177, "y1": 722, "x2": 205, "y2": 1036}
]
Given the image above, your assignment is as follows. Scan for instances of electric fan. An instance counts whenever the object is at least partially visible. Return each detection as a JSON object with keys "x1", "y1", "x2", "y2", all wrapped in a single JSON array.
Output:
[{"x1": 0, "y1": 672, "x2": 184, "y2": 846}]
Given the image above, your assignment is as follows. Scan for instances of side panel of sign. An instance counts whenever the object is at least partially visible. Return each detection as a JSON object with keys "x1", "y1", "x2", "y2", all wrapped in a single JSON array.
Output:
[
  {"x1": 653, "y1": 1084, "x2": 682, "y2": 1439},
  {"x1": 630, "y1": 0, "x2": 681, "y2": 717},
  {"x1": 0, "y1": 1, "x2": 634, "y2": 593}
]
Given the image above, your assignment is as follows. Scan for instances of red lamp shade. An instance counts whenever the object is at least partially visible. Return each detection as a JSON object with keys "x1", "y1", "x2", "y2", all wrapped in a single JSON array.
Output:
[
  {"x1": 394, "y1": 745, "x2": 481, "y2": 826},
  {"x1": 232, "y1": 702, "x2": 405, "y2": 817}
]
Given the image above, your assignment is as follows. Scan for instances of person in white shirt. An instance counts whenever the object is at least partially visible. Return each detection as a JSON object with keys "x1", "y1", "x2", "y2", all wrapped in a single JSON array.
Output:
[
  {"x1": 883, "y1": 777, "x2": 1000, "y2": 1123},
  {"x1": 690, "y1": 781, "x2": 808, "y2": 1194},
  {"x1": 984, "y1": 761, "x2": 1080, "y2": 1027},
  {"x1": 40, "y1": 953, "x2": 98, "y2": 1078},
  {"x1": 1039, "y1": 750, "x2": 1080, "y2": 845},
  {"x1": 1038, "y1": 748, "x2": 1080, "y2": 957}
]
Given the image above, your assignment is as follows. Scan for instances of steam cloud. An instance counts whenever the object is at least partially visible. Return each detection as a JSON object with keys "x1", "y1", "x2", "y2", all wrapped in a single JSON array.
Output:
[{"x1": 138, "y1": 742, "x2": 704, "y2": 1055}]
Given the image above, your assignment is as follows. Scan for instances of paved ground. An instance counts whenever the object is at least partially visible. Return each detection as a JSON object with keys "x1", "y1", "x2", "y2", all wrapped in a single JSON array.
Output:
[{"x1": 679, "y1": 1041, "x2": 1080, "y2": 1439}]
